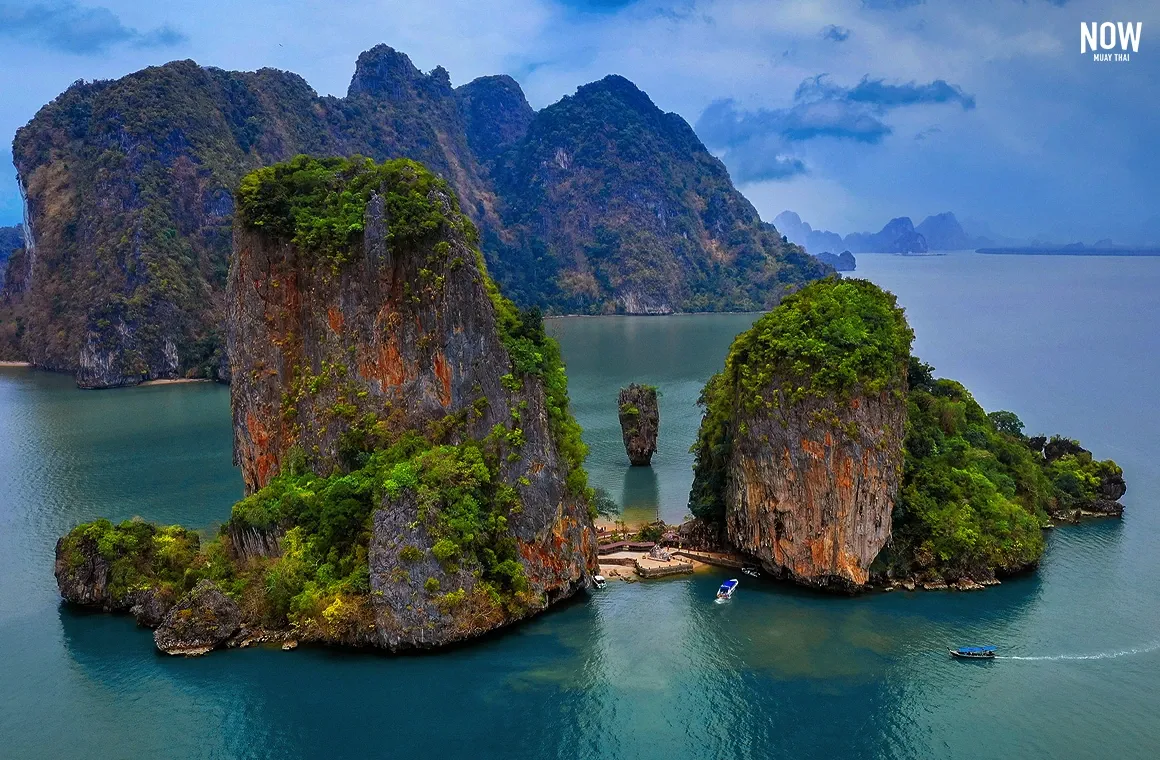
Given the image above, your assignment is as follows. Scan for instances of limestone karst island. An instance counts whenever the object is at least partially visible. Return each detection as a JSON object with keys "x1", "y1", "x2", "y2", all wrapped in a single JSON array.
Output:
[{"x1": 1, "y1": 7, "x2": 1155, "y2": 758}]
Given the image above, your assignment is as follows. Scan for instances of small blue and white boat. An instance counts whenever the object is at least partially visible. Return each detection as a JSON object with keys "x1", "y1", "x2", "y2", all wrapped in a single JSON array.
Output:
[
  {"x1": 949, "y1": 645, "x2": 996, "y2": 660},
  {"x1": 716, "y1": 579, "x2": 739, "y2": 600}
]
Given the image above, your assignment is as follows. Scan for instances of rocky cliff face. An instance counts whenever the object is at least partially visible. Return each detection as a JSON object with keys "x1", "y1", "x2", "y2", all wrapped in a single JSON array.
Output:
[
  {"x1": 0, "y1": 225, "x2": 25, "y2": 357},
  {"x1": 455, "y1": 75, "x2": 534, "y2": 165},
  {"x1": 725, "y1": 384, "x2": 905, "y2": 587},
  {"x1": 12, "y1": 46, "x2": 826, "y2": 386},
  {"x1": 10, "y1": 48, "x2": 492, "y2": 387},
  {"x1": 617, "y1": 384, "x2": 659, "y2": 466},
  {"x1": 226, "y1": 156, "x2": 597, "y2": 649},
  {"x1": 689, "y1": 278, "x2": 913, "y2": 590},
  {"x1": 0, "y1": 225, "x2": 20, "y2": 286}
]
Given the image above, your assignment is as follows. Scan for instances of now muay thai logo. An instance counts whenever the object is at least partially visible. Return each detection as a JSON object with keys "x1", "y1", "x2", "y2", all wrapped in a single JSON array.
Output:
[{"x1": 1081, "y1": 22, "x2": 1142, "y2": 62}]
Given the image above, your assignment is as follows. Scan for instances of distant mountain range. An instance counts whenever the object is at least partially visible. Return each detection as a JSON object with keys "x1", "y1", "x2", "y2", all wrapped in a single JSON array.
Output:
[{"x1": 774, "y1": 210, "x2": 993, "y2": 254}]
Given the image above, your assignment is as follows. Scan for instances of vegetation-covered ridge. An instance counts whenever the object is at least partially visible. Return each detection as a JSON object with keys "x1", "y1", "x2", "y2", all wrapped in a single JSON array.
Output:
[
  {"x1": 882, "y1": 357, "x2": 1125, "y2": 581},
  {"x1": 689, "y1": 278, "x2": 913, "y2": 523},
  {"x1": 236, "y1": 155, "x2": 472, "y2": 264},
  {"x1": 12, "y1": 46, "x2": 831, "y2": 387},
  {"x1": 490, "y1": 74, "x2": 831, "y2": 314}
]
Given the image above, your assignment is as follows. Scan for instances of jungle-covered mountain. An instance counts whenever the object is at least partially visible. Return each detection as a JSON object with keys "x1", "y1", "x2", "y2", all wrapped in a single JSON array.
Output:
[{"x1": 7, "y1": 45, "x2": 827, "y2": 387}]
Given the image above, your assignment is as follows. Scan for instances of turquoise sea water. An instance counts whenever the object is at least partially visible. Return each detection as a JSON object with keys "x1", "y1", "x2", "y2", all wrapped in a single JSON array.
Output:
[{"x1": 1, "y1": 251, "x2": 1158, "y2": 758}]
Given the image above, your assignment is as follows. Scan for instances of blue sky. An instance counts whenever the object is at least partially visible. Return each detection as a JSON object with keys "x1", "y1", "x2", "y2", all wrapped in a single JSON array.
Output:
[{"x1": 0, "y1": 0, "x2": 1157, "y2": 242}]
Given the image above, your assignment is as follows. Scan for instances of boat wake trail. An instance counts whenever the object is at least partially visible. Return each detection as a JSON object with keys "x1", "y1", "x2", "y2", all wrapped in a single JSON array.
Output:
[{"x1": 1000, "y1": 641, "x2": 1160, "y2": 661}]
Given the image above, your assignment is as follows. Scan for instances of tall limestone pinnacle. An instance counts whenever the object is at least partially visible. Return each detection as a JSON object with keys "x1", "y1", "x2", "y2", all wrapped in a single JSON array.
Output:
[
  {"x1": 689, "y1": 278, "x2": 913, "y2": 589},
  {"x1": 55, "y1": 156, "x2": 598, "y2": 653}
]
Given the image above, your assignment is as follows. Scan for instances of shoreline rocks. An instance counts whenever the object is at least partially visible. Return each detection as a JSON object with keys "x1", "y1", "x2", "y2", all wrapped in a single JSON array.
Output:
[{"x1": 153, "y1": 581, "x2": 242, "y2": 656}]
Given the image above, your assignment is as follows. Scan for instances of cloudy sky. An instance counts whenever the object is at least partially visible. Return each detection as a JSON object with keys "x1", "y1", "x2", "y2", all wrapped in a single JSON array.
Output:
[{"x1": 1, "y1": 0, "x2": 1156, "y2": 242}]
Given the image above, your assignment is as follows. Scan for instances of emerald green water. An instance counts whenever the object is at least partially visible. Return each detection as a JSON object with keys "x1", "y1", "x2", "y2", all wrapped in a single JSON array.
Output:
[{"x1": 2, "y1": 252, "x2": 1158, "y2": 758}]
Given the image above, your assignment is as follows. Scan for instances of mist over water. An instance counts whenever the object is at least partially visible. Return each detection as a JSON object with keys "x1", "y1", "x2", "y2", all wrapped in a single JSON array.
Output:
[{"x1": 1, "y1": 252, "x2": 1158, "y2": 758}]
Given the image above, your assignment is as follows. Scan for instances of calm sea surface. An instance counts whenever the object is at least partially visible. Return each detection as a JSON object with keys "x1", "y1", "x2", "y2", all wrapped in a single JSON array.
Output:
[{"x1": 1, "y1": 251, "x2": 1158, "y2": 758}]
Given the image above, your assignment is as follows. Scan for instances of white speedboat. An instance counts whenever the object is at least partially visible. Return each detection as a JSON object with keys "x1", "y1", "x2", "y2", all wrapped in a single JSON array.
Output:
[{"x1": 592, "y1": 575, "x2": 607, "y2": 589}]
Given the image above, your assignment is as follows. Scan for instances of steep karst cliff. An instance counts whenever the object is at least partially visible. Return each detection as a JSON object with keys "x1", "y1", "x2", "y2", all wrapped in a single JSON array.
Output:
[
  {"x1": 10, "y1": 46, "x2": 491, "y2": 387},
  {"x1": 0, "y1": 225, "x2": 21, "y2": 284},
  {"x1": 12, "y1": 45, "x2": 827, "y2": 387},
  {"x1": 689, "y1": 278, "x2": 913, "y2": 589},
  {"x1": 55, "y1": 156, "x2": 597, "y2": 653},
  {"x1": 617, "y1": 384, "x2": 659, "y2": 466},
  {"x1": 843, "y1": 217, "x2": 927, "y2": 254}
]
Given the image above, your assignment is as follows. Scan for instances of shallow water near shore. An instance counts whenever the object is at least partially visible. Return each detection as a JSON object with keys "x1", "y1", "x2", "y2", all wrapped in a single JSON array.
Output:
[{"x1": 2, "y1": 251, "x2": 1159, "y2": 758}]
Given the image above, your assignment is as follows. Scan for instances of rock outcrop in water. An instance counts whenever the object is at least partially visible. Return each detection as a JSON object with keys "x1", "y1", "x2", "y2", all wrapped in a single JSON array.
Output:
[
  {"x1": 54, "y1": 156, "x2": 597, "y2": 654},
  {"x1": 154, "y1": 581, "x2": 242, "y2": 656},
  {"x1": 617, "y1": 384, "x2": 659, "y2": 466},
  {"x1": 689, "y1": 278, "x2": 913, "y2": 589},
  {"x1": 725, "y1": 380, "x2": 906, "y2": 587},
  {"x1": 1033, "y1": 435, "x2": 1127, "y2": 518},
  {"x1": 815, "y1": 250, "x2": 856, "y2": 272},
  {"x1": 54, "y1": 519, "x2": 198, "y2": 619}
]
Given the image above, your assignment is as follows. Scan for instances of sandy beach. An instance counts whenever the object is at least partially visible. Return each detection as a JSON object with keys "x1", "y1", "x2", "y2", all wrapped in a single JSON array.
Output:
[{"x1": 137, "y1": 378, "x2": 214, "y2": 387}]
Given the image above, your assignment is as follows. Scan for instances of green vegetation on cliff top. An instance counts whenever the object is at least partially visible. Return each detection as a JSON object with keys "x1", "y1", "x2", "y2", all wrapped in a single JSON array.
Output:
[
  {"x1": 726, "y1": 278, "x2": 913, "y2": 408},
  {"x1": 885, "y1": 356, "x2": 1124, "y2": 579},
  {"x1": 689, "y1": 278, "x2": 1124, "y2": 581},
  {"x1": 237, "y1": 155, "x2": 470, "y2": 263},
  {"x1": 59, "y1": 519, "x2": 203, "y2": 604}
]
